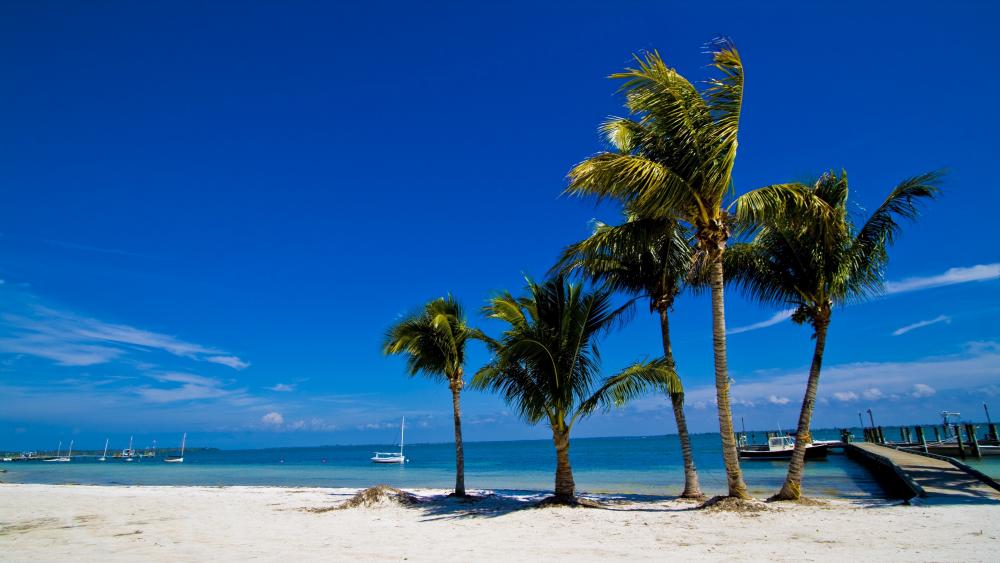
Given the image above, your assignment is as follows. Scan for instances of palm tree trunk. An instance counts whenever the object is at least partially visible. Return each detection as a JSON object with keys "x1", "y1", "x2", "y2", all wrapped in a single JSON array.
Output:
[
  {"x1": 552, "y1": 428, "x2": 575, "y2": 501},
  {"x1": 658, "y1": 307, "x2": 703, "y2": 499},
  {"x1": 773, "y1": 314, "x2": 830, "y2": 501},
  {"x1": 709, "y1": 254, "x2": 749, "y2": 499},
  {"x1": 449, "y1": 380, "x2": 466, "y2": 497}
]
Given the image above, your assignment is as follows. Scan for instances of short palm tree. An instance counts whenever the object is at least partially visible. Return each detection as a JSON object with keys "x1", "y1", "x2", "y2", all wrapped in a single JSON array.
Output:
[
  {"x1": 383, "y1": 296, "x2": 478, "y2": 497},
  {"x1": 729, "y1": 170, "x2": 939, "y2": 500},
  {"x1": 554, "y1": 214, "x2": 704, "y2": 498},
  {"x1": 473, "y1": 276, "x2": 679, "y2": 504},
  {"x1": 564, "y1": 40, "x2": 785, "y2": 498}
]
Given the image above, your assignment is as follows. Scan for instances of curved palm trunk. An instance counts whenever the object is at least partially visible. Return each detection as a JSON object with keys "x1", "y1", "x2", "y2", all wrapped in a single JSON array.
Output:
[
  {"x1": 774, "y1": 316, "x2": 830, "y2": 500},
  {"x1": 709, "y1": 255, "x2": 749, "y2": 498},
  {"x1": 552, "y1": 428, "x2": 575, "y2": 501},
  {"x1": 449, "y1": 379, "x2": 466, "y2": 497},
  {"x1": 658, "y1": 307, "x2": 703, "y2": 498}
]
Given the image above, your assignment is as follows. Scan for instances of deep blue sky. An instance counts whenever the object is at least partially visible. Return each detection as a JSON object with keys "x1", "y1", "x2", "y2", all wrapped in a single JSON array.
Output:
[{"x1": 1, "y1": 1, "x2": 998, "y2": 450}]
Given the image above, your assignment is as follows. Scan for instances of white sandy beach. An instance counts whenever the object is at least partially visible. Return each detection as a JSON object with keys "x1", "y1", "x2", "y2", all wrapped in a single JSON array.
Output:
[{"x1": 1, "y1": 483, "x2": 997, "y2": 562}]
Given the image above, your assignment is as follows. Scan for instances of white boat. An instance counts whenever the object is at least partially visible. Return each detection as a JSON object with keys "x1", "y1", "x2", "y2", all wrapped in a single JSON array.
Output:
[
  {"x1": 165, "y1": 433, "x2": 186, "y2": 463},
  {"x1": 371, "y1": 417, "x2": 407, "y2": 464},
  {"x1": 98, "y1": 438, "x2": 109, "y2": 462},
  {"x1": 118, "y1": 435, "x2": 136, "y2": 461},
  {"x1": 46, "y1": 440, "x2": 72, "y2": 462}
]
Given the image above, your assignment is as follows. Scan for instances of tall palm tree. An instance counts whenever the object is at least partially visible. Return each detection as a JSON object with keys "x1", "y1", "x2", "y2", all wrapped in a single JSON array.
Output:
[
  {"x1": 554, "y1": 214, "x2": 704, "y2": 498},
  {"x1": 564, "y1": 40, "x2": 782, "y2": 498},
  {"x1": 384, "y1": 296, "x2": 478, "y2": 497},
  {"x1": 473, "y1": 276, "x2": 680, "y2": 504},
  {"x1": 729, "y1": 170, "x2": 939, "y2": 500}
]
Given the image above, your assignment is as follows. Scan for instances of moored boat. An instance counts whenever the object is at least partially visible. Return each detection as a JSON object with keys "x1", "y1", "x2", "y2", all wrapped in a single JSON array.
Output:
[{"x1": 738, "y1": 435, "x2": 829, "y2": 460}]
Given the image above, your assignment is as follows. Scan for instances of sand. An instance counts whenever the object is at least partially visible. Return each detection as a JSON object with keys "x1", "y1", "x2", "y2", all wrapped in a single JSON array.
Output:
[{"x1": 1, "y1": 483, "x2": 997, "y2": 561}]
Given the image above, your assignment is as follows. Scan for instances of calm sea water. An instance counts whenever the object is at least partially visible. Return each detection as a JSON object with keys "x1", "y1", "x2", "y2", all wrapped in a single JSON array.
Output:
[{"x1": 2, "y1": 428, "x2": 953, "y2": 499}]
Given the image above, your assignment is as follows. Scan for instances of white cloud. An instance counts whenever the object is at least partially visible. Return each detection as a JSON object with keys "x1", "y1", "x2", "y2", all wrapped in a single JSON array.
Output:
[
  {"x1": 729, "y1": 263, "x2": 998, "y2": 336},
  {"x1": 728, "y1": 309, "x2": 795, "y2": 335},
  {"x1": 768, "y1": 395, "x2": 791, "y2": 405},
  {"x1": 862, "y1": 388, "x2": 883, "y2": 400},
  {"x1": 892, "y1": 315, "x2": 951, "y2": 336},
  {"x1": 661, "y1": 341, "x2": 1000, "y2": 412},
  {"x1": 0, "y1": 298, "x2": 248, "y2": 369},
  {"x1": 206, "y1": 356, "x2": 250, "y2": 370},
  {"x1": 135, "y1": 383, "x2": 233, "y2": 403},
  {"x1": 912, "y1": 383, "x2": 936, "y2": 398},
  {"x1": 268, "y1": 383, "x2": 295, "y2": 392},
  {"x1": 886, "y1": 263, "x2": 1000, "y2": 294},
  {"x1": 261, "y1": 412, "x2": 284, "y2": 425}
]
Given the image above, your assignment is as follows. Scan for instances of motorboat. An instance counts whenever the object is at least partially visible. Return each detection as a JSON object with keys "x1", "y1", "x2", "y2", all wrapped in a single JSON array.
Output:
[{"x1": 738, "y1": 435, "x2": 829, "y2": 460}]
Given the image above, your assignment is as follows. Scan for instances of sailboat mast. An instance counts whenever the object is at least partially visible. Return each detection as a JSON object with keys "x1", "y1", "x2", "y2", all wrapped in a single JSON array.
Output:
[
  {"x1": 56, "y1": 441, "x2": 61, "y2": 457},
  {"x1": 180, "y1": 433, "x2": 187, "y2": 456},
  {"x1": 68, "y1": 440, "x2": 73, "y2": 458},
  {"x1": 400, "y1": 416, "x2": 405, "y2": 456},
  {"x1": 102, "y1": 439, "x2": 109, "y2": 457}
]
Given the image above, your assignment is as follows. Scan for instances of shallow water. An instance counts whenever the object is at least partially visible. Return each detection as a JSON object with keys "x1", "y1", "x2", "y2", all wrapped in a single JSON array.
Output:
[{"x1": 2, "y1": 429, "x2": 888, "y2": 498}]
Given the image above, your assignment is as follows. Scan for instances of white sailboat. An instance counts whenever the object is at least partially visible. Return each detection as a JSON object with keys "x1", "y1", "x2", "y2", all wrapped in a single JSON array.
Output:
[
  {"x1": 44, "y1": 441, "x2": 63, "y2": 462},
  {"x1": 98, "y1": 438, "x2": 109, "y2": 462},
  {"x1": 165, "y1": 433, "x2": 186, "y2": 463},
  {"x1": 46, "y1": 440, "x2": 72, "y2": 462},
  {"x1": 371, "y1": 417, "x2": 407, "y2": 464},
  {"x1": 120, "y1": 435, "x2": 136, "y2": 462}
]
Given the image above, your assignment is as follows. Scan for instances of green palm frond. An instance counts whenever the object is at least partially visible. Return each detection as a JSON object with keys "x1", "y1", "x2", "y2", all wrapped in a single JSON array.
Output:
[
  {"x1": 473, "y1": 276, "x2": 637, "y2": 431},
  {"x1": 577, "y1": 358, "x2": 681, "y2": 418},
  {"x1": 384, "y1": 295, "x2": 474, "y2": 383},
  {"x1": 725, "y1": 171, "x2": 941, "y2": 328},
  {"x1": 553, "y1": 213, "x2": 694, "y2": 310},
  {"x1": 566, "y1": 40, "x2": 752, "y2": 229}
]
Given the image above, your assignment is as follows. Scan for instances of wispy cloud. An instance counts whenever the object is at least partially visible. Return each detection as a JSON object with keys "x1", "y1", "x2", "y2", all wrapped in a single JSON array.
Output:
[
  {"x1": 0, "y1": 292, "x2": 248, "y2": 370},
  {"x1": 268, "y1": 383, "x2": 295, "y2": 392},
  {"x1": 630, "y1": 341, "x2": 1000, "y2": 414},
  {"x1": 892, "y1": 315, "x2": 951, "y2": 336},
  {"x1": 729, "y1": 263, "x2": 998, "y2": 335},
  {"x1": 885, "y1": 263, "x2": 1000, "y2": 294},
  {"x1": 206, "y1": 355, "x2": 251, "y2": 370},
  {"x1": 728, "y1": 309, "x2": 794, "y2": 335}
]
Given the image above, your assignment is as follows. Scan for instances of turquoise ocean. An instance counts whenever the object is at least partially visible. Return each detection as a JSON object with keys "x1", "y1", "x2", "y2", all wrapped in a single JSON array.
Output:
[{"x1": 5, "y1": 427, "x2": 998, "y2": 498}]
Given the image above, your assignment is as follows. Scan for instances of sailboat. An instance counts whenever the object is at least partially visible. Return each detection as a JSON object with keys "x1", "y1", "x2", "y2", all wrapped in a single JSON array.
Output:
[
  {"x1": 47, "y1": 441, "x2": 71, "y2": 462},
  {"x1": 46, "y1": 440, "x2": 72, "y2": 462},
  {"x1": 119, "y1": 435, "x2": 136, "y2": 462},
  {"x1": 98, "y1": 438, "x2": 109, "y2": 462},
  {"x1": 165, "y1": 433, "x2": 186, "y2": 463},
  {"x1": 371, "y1": 417, "x2": 407, "y2": 464}
]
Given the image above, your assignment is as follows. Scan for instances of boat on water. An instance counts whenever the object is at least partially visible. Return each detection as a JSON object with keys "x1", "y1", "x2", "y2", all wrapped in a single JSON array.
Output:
[
  {"x1": 738, "y1": 435, "x2": 829, "y2": 460},
  {"x1": 45, "y1": 440, "x2": 72, "y2": 462},
  {"x1": 116, "y1": 436, "x2": 137, "y2": 461},
  {"x1": 98, "y1": 438, "x2": 109, "y2": 462},
  {"x1": 371, "y1": 417, "x2": 407, "y2": 464},
  {"x1": 165, "y1": 433, "x2": 186, "y2": 463}
]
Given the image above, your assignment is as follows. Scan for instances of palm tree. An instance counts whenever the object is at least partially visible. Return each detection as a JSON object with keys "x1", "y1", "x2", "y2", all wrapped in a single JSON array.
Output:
[
  {"x1": 383, "y1": 296, "x2": 478, "y2": 497},
  {"x1": 473, "y1": 276, "x2": 680, "y2": 504},
  {"x1": 554, "y1": 214, "x2": 704, "y2": 498},
  {"x1": 729, "y1": 170, "x2": 939, "y2": 500},
  {"x1": 564, "y1": 40, "x2": 771, "y2": 497}
]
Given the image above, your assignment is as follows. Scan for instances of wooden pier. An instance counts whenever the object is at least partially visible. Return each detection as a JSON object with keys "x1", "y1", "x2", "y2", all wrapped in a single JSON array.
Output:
[{"x1": 846, "y1": 442, "x2": 1000, "y2": 504}]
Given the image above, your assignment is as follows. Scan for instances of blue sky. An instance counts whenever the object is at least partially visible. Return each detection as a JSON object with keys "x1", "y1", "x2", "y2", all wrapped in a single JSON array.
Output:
[{"x1": 1, "y1": 1, "x2": 998, "y2": 450}]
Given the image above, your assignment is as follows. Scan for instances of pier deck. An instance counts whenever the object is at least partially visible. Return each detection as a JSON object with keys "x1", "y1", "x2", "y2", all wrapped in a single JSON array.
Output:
[{"x1": 848, "y1": 442, "x2": 1000, "y2": 504}]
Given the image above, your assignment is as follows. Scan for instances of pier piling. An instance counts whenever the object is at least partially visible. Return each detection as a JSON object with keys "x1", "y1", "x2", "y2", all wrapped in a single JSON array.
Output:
[
  {"x1": 955, "y1": 425, "x2": 966, "y2": 459},
  {"x1": 966, "y1": 424, "x2": 982, "y2": 459},
  {"x1": 916, "y1": 426, "x2": 927, "y2": 453}
]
